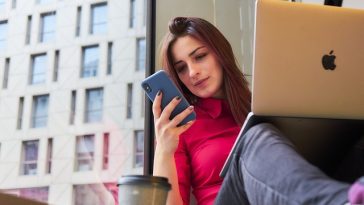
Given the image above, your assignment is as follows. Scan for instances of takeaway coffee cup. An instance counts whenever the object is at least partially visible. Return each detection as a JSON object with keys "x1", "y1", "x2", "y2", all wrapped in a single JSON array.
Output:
[{"x1": 118, "y1": 175, "x2": 171, "y2": 205}]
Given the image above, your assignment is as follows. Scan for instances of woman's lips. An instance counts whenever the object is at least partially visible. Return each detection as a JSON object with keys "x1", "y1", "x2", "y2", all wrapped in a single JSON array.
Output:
[{"x1": 194, "y1": 77, "x2": 209, "y2": 87}]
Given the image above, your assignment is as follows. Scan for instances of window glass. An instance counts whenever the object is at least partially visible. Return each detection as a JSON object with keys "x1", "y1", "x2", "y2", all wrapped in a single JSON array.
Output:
[
  {"x1": 0, "y1": 0, "x2": 5, "y2": 10},
  {"x1": 75, "y1": 135, "x2": 95, "y2": 171},
  {"x1": 126, "y1": 83, "x2": 133, "y2": 119},
  {"x1": 90, "y1": 3, "x2": 107, "y2": 34},
  {"x1": 129, "y1": 0, "x2": 136, "y2": 28},
  {"x1": 0, "y1": 21, "x2": 7, "y2": 50},
  {"x1": 137, "y1": 38, "x2": 146, "y2": 71},
  {"x1": 85, "y1": 88, "x2": 103, "y2": 123},
  {"x1": 37, "y1": 0, "x2": 53, "y2": 4},
  {"x1": 3, "y1": 58, "x2": 10, "y2": 89},
  {"x1": 32, "y1": 94, "x2": 49, "y2": 128},
  {"x1": 82, "y1": 45, "x2": 99, "y2": 77},
  {"x1": 30, "y1": 54, "x2": 47, "y2": 84},
  {"x1": 40, "y1": 12, "x2": 56, "y2": 43},
  {"x1": 21, "y1": 140, "x2": 39, "y2": 175},
  {"x1": 25, "y1": 16, "x2": 32, "y2": 44},
  {"x1": 134, "y1": 130, "x2": 144, "y2": 168}
]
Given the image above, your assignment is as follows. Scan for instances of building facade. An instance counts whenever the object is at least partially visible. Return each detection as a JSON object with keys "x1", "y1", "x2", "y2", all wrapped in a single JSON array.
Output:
[{"x1": 0, "y1": 0, "x2": 146, "y2": 204}]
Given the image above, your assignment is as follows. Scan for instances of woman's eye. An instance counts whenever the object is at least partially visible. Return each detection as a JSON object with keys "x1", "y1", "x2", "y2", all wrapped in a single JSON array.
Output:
[
  {"x1": 195, "y1": 53, "x2": 207, "y2": 60},
  {"x1": 176, "y1": 65, "x2": 186, "y2": 73}
]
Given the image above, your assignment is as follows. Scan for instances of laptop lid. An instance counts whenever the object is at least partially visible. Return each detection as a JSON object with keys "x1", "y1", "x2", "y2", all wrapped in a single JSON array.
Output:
[{"x1": 252, "y1": 0, "x2": 364, "y2": 120}]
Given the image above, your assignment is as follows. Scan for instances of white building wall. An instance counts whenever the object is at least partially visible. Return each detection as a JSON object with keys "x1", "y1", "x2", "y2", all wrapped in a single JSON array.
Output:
[{"x1": 0, "y1": 0, "x2": 145, "y2": 204}]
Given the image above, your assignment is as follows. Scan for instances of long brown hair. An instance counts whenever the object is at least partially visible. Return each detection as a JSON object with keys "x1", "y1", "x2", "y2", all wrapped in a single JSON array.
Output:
[{"x1": 159, "y1": 17, "x2": 251, "y2": 126}]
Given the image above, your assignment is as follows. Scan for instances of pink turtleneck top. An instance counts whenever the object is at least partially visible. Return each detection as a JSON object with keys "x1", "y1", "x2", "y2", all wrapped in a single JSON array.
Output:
[{"x1": 174, "y1": 98, "x2": 241, "y2": 205}]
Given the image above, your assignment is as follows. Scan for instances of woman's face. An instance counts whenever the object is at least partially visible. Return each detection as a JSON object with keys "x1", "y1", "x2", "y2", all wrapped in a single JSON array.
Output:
[{"x1": 171, "y1": 35, "x2": 224, "y2": 99}]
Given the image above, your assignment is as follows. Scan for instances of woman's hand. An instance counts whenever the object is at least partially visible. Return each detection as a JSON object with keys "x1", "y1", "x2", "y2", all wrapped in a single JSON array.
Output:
[{"x1": 152, "y1": 91, "x2": 195, "y2": 155}]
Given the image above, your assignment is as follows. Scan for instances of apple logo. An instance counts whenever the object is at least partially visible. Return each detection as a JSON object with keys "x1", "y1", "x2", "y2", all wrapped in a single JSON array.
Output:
[{"x1": 322, "y1": 50, "x2": 336, "y2": 70}]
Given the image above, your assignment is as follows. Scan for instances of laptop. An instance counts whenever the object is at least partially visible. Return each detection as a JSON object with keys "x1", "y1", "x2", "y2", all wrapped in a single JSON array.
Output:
[{"x1": 220, "y1": 0, "x2": 364, "y2": 177}]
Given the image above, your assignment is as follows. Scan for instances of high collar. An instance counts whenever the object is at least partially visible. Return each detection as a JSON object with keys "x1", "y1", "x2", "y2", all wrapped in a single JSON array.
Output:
[{"x1": 196, "y1": 97, "x2": 228, "y2": 119}]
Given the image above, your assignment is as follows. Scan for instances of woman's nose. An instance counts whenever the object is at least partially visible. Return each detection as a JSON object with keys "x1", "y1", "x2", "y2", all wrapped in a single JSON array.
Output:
[{"x1": 188, "y1": 64, "x2": 200, "y2": 78}]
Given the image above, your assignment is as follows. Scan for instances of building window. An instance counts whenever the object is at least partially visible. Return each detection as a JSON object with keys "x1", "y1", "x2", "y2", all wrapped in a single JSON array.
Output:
[
  {"x1": 85, "y1": 88, "x2": 103, "y2": 123},
  {"x1": 17, "y1": 97, "x2": 24, "y2": 129},
  {"x1": 74, "y1": 184, "x2": 116, "y2": 205},
  {"x1": 21, "y1": 140, "x2": 39, "y2": 175},
  {"x1": 39, "y1": 12, "x2": 56, "y2": 43},
  {"x1": 25, "y1": 15, "x2": 32, "y2": 45},
  {"x1": 134, "y1": 130, "x2": 144, "y2": 168},
  {"x1": 75, "y1": 135, "x2": 95, "y2": 171},
  {"x1": 0, "y1": 0, "x2": 5, "y2": 10},
  {"x1": 53, "y1": 50, "x2": 59, "y2": 82},
  {"x1": 126, "y1": 83, "x2": 133, "y2": 119},
  {"x1": 75, "y1": 6, "x2": 82, "y2": 37},
  {"x1": 46, "y1": 138, "x2": 53, "y2": 174},
  {"x1": 102, "y1": 133, "x2": 109, "y2": 170},
  {"x1": 12, "y1": 0, "x2": 16, "y2": 9},
  {"x1": 136, "y1": 38, "x2": 146, "y2": 71},
  {"x1": 70, "y1": 90, "x2": 76, "y2": 125},
  {"x1": 37, "y1": 0, "x2": 53, "y2": 4},
  {"x1": 2, "y1": 187, "x2": 49, "y2": 203},
  {"x1": 107, "y1": 42, "x2": 113, "y2": 75},
  {"x1": 81, "y1": 45, "x2": 99, "y2": 78},
  {"x1": 129, "y1": 0, "x2": 136, "y2": 28},
  {"x1": 30, "y1": 53, "x2": 47, "y2": 85},
  {"x1": 0, "y1": 20, "x2": 8, "y2": 50},
  {"x1": 32, "y1": 94, "x2": 49, "y2": 128},
  {"x1": 3, "y1": 57, "x2": 10, "y2": 89},
  {"x1": 90, "y1": 3, "x2": 107, "y2": 34}
]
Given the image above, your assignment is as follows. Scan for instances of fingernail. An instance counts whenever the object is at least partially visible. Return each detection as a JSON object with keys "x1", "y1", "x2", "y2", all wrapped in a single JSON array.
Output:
[
  {"x1": 176, "y1": 96, "x2": 181, "y2": 100},
  {"x1": 188, "y1": 106, "x2": 194, "y2": 110},
  {"x1": 157, "y1": 90, "x2": 162, "y2": 96}
]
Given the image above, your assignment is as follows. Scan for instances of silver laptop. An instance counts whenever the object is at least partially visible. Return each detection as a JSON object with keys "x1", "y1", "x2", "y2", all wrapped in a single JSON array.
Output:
[
  {"x1": 220, "y1": 0, "x2": 364, "y2": 177},
  {"x1": 252, "y1": 0, "x2": 364, "y2": 120}
]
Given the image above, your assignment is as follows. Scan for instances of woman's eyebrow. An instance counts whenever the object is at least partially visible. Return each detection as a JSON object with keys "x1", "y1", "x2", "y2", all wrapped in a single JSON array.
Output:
[{"x1": 173, "y1": 46, "x2": 206, "y2": 66}]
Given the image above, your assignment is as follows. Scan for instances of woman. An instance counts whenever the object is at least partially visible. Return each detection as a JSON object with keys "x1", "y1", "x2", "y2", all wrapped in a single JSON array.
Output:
[{"x1": 152, "y1": 17, "x2": 351, "y2": 205}]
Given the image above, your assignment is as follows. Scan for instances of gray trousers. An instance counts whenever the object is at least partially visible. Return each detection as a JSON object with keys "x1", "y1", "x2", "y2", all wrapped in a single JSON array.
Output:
[{"x1": 215, "y1": 123, "x2": 350, "y2": 205}]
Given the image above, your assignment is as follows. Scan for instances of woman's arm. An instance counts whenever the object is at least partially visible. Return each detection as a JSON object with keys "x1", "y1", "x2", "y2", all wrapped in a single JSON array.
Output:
[{"x1": 152, "y1": 91, "x2": 194, "y2": 205}]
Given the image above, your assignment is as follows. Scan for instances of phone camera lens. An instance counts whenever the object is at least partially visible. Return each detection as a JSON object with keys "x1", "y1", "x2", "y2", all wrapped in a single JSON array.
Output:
[{"x1": 143, "y1": 83, "x2": 152, "y2": 93}]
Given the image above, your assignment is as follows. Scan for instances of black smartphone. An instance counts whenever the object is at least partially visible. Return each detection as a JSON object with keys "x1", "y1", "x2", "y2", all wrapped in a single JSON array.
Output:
[{"x1": 141, "y1": 70, "x2": 196, "y2": 126}]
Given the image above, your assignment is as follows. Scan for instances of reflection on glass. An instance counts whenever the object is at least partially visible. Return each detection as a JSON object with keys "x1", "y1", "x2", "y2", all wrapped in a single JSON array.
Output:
[
  {"x1": 40, "y1": 12, "x2": 56, "y2": 43},
  {"x1": 82, "y1": 45, "x2": 99, "y2": 77},
  {"x1": 90, "y1": 3, "x2": 107, "y2": 34},
  {"x1": 0, "y1": 21, "x2": 7, "y2": 50},
  {"x1": 21, "y1": 140, "x2": 39, "y2": 175},
  {"x1": 75, "y1": 135, "x2": 95, "y2": 171},
  {"x1": 85, "y1": 88, "x2": 103, "y2": 123},
  {"x1": 30, "y1": 54, "x2": 47, "y2": 84},
  {"x1": 32, "y1": 95, "x2": 49, "y2": 128}
]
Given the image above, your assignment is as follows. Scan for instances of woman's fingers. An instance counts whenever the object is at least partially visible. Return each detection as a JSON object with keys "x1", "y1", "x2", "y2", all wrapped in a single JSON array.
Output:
[
  {"x1": 169, "y1": 105, "x2": 195, "y2": 127},
  {"x1": 152, "y1": 90, "x2": 162, "y2": 119},
  {"x1": 159, "y1": 96, "x2": 182, "y2": 121}
]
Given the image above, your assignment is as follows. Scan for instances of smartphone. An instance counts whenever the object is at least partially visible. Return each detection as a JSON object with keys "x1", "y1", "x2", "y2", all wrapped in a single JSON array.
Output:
[{"x1": 141, "y1": 70, "x2": 196, "y2": 126}]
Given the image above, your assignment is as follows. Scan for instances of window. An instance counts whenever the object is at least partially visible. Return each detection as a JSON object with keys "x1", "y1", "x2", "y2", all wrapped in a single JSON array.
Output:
[
  {"x1": 53, "y1": 50, "x2": 59, "y2": 82},
  {"x1": 90, "y1": 3, "x2": 107, "y2": 34},
  {"x1": 39, "y1": 12, "x2": 56, "y2": 43},
  {"x1": 74, "y1": 183, "x2": 117, "y2": 205},
  {"x1": 136, "y1": 38, "x2": 146, "y2": 71},
  {"x1": 126, "y1": 83, "x2": 133, "y2": 119},
  {"x1": 134, "y1": 130, "x2": 144, "y2": 168},
  {"x1": 46, "y1": 138, "x2": 53, "y2": 174},
  {"x1": 25, "y1": 15, "x2": 32, "y2": 45},
  {"x1": 21, "y1": 140, "x2": 39, "y2": 175},
  {"x1": 30, "y1": 53, "x2": 47, "y2": 85},
  {"x1": 12, "y1": 0, "x2": 16, "y2": 9},
  {"x1": 81, "y1": 45, "x2": 99, "y2": 78},
  {"x1": 75, "y1": 6, "x2": 82, "y2": 37},
  {"x1": 3, "y1": 58, "x2": 10, "y2": 89},
  {"x1": 0, "y1": 142, "x2": 2, "y2": 159},
  {"x1": 37, "y1": 0, "x2": 53, "y2": 4},
  {"x1": 0, "y1": 0, "x2": 5, "y2": 10},
  {"x1": 129, "y1": 0, "x2": 136, "y2": 28},
  {"x1": 17, "y1": 97, "x2": 24, "y2": 129},
  {"x1": 107, "y1": 42, "x2": 113, "y2": 75},
  {"x1": 75, "y1": 135, "x2": 95, "y2": 171},
  {"x1": 3, "y1": 187, "x2": 49, "y2": 203},
  {"x1": 0, "y1": 20, "x2": 8, "y2": 50},
  {"x1": 32, "y1": 94, "x2": 49, "y2": 128},
  {"x1": 70, "y1": 90, "x2": 76, "y2": 125},
  {"x1": 85, "y1": 88, "x2": 103, "y2": 123},
  {"x1": 102, "y1": 133, "x2": 109, "y2": 170}
]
